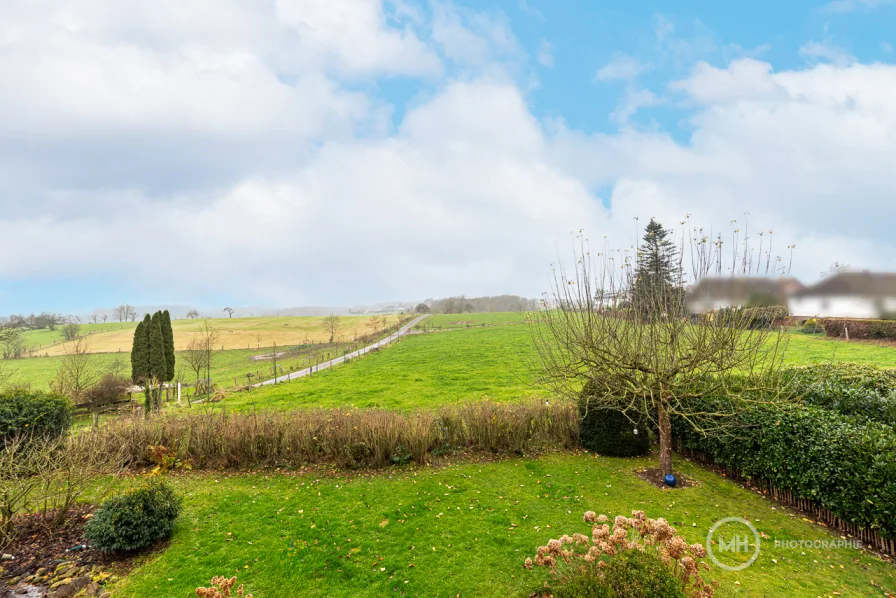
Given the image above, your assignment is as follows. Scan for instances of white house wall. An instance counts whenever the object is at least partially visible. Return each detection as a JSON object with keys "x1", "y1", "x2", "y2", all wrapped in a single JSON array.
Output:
[{"x1": 789, "y1": 296, "x2": 880, "y2": 319}]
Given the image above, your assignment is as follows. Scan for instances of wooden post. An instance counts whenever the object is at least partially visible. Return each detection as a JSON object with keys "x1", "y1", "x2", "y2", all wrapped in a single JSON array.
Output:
[
  {"x1": 177, "y1": 383, "x2": 181, "y2": 403},
  {"x1": 845, "y1": 326, "x2": 849, "y2": 342}
]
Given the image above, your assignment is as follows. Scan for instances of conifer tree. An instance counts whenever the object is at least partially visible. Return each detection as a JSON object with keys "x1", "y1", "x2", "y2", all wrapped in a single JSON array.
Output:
[
  {"x1": 160, "y1": 310, "x2": 175, "y2": 382},
  {"x1": 631, "y1": 218, "x2": 683, "y2": 314},
  {"x1": 149, "y1": 312, "x2": 167, "y2": 410},
  {"x1": 131, "y1": 314, "x2": 152, "y2": 415}
]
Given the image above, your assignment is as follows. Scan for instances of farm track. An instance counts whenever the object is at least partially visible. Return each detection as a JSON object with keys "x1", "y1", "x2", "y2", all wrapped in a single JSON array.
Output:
[{"x1": 254, "y1": 314, "x2": 429, "y2": 386}]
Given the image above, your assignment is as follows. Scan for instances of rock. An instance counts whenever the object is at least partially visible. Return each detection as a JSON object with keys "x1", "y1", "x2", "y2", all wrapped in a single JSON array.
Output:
[{"x1": 1, "y1": 554, "x2": 14, "y2": 561}]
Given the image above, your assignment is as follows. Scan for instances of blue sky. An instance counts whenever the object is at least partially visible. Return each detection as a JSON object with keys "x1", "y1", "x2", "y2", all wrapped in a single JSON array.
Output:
[{"x1": 0, "y1": 0, "x2": 895, "y2": 315}]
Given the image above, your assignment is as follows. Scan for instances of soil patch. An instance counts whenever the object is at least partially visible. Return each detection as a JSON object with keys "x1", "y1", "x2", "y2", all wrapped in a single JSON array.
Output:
[{"x1": 634, "y1": 467, "x2": 697, "y2": 490}]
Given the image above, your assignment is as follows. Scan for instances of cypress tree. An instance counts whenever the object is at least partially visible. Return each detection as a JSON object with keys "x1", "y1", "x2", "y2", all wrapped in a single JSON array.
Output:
[
  {"x1": 149, "y1": 312, "x2": 168, "y2": 411},
  {"x1": 130, "y1": 316, "x2": 150, "y2": 384},
  {"x1": 161, "y1": 310, "x2": 175, "y2": 382}
]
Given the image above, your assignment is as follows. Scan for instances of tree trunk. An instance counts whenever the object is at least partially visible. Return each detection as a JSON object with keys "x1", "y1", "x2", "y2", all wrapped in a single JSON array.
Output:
[{"x1": 658, "y1": 399, "x2": 673, "y2": 477}]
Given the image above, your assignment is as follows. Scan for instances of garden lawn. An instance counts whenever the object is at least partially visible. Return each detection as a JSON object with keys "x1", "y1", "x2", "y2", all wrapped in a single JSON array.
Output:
[
  {"x1": 111, "y1": 451, "x2": 895, "y2": 598},
  {"x1": 214, "y1": 323, "x2": 895, "y2": 413}
]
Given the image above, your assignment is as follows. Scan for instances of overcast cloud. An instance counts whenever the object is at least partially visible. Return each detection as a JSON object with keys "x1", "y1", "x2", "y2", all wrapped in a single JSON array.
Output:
[{"x1": 0, "y1": 0, "x2": 894, "y2": 311}]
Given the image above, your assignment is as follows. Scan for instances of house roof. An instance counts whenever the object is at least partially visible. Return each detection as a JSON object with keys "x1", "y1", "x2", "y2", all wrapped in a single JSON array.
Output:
[
  {"x1": 686, "y1": 277, "x2": 803, "y2": 303},
  {"x1": 792, "y1": 272, "x2": 896, "y2": 299}
]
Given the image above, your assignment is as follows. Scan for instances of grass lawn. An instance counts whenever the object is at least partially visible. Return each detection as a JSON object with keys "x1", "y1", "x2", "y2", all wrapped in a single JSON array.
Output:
[
  {"x1": 210, "y1": 323, "x2": 895, "y2": 413},
  {"x1": 25, "y1": 315, "x2": 404, "y2": 357},
  {"x1": 110, "y1": 451, "x2": 895, "y2": 597}
]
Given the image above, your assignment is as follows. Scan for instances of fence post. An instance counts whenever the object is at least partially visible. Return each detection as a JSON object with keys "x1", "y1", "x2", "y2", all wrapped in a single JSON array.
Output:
[{"x1": 177, "y1": 383, "x2": 181, "y2": 403}]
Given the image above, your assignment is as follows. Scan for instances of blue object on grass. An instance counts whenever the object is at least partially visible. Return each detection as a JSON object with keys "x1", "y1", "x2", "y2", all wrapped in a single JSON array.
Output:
[{"x1": 663, "y1": 474, "x2": 677, "y2": 487}]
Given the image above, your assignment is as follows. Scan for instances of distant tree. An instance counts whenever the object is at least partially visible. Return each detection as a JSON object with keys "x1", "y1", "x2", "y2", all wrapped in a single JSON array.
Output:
[
  {"x1": 182, "y1": 338, "x2": 207, "y2": 398},
  {"x1": 322, "y1": 315, "x2": 341, "y2": 343},
  {"x1": 160, "y1": 310, "x2": 175, "y2": 383},
  {"x1": 223, "y1": 307, "x2": 234, "y2": 319},
  {"x1": 62, "y1": 322, "x2": 81, "y2": 342},
  {"x1": 51, "y1": 337, "x2": 98, "y2": 404},
  {"x1": 187, "y1": 310, "x2": 200, "y2": 319},
  {"x1": 114, "y1": 304, "x2": 137, "y2": 323},
  {"x1": 90, "y1": 314, "x2": 98, "y2": 324},
  {"x1": 366, "y1": 316, "x2": 380, "y2": 336},
  {"x1": 102, "y1": 315, "x2": 107, "y2": 324},
  {"x1": 0, "y1": 318, "x2": 25, "y2": 359},
  {"x1": 822, "y1": 261, "x2": 850, "y2": 277},
  {"x1": 414, "y1": 303, "x2": 430, "y2": 314},
  {"x1": 198, "y1": 321, "x2": 219, "y2": 400},
  {"x1": 631, "y1": 218, "x2": 682, "y2": 315}
]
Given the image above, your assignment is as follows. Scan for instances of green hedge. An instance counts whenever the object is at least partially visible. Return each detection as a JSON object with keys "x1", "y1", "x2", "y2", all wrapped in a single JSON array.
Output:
[
  {"x1": 673, "y1": 400, "x2": 896, "y2": 537},
  {"x1": 579, "y1": 380, "x2": 649, "y2": 457},
  {"x1": 784, "y1": 363, "x2": 896, "y2": 425},
  {"x1": 716, "y1": 306, "x2": 789, "y2": 330},
  {"x1": 822, "y1": 318, "x2": 896, "y2": 340},
  {"x1": 0, "y1": 390, "x2": 73, "y2": 442}
]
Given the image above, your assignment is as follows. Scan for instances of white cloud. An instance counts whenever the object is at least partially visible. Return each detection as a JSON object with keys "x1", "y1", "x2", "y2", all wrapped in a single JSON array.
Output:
[
  {"x1": 537, "y1": 40, "x2": 553, "y2": 67},
  {"x1": 799, "y1": 41, "x2": 857, "y2": 66},
  {"x1": 596, "y1": 54, "x2": 645, "y2": 81}
]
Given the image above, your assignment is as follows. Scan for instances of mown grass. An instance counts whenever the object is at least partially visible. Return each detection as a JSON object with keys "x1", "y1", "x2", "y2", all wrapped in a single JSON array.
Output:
[
  {"x1": 212, "y1": 323, "x2": 895, "y2": 413},
  {"x1": 110, "y1": 451, "x2": 896, "y2": 597}
]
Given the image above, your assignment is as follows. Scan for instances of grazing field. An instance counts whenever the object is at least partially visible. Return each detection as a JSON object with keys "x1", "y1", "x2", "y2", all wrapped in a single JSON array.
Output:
[
  {"x1": 110, "y1": 452, "x2": 896, "y2": 598},
  {"x1": 3, "y1": 345, "x2": 353, "y2": 393},
  {"x1": 416, "y1": 311, "x2": 528, "y2": 329},
  {"x1": 24, "y1": 315, "x2": 403, "y2": 356},
  {"x1": 211, "y1": 322, "x2": 896, "y2": 413}
]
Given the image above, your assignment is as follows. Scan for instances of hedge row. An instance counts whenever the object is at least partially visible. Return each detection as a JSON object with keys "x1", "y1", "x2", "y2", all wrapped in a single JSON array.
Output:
[
  {"x1": 715, "y1": 306, "x2": 789, "y2": 329},
  {"x1": 784, "y1": 363, "x2": 896, "y2": 425},
  {"x1": 0, "y1": 390, "x2": 73, "y2": 443},
  {"x1": 673, "y1": 400, "x2": 896, "y2": 538},
  {"x1": 822, "y1": 318, "x2": 896, "y2": 340}
]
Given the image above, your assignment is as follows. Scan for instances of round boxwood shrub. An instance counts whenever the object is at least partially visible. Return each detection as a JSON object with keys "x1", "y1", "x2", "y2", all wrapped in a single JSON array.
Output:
[
  {"x1": 600, "y1": 549, "x2": 686, "y2": 598},
  {"x1": 0, "y1": 390, "x2": 72, "y2": 443},
  {"x1": 84, "y1": 479, "x2": 182, "y2": 552},
  {"x1": 579, "y1": 380, "x2": 649, "y2": 457}
]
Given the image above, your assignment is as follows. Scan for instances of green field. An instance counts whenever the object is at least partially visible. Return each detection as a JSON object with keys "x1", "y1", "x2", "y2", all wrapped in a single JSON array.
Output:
[
  {"x1": 111, "y1": 452, "x2": 896, "y2": 597},
  {"x1": 417, "y1": 311, "x2": 529, "y2": 329},
  {"x1": 208, "y1": 322, "x2": 896, "y2": 413}
]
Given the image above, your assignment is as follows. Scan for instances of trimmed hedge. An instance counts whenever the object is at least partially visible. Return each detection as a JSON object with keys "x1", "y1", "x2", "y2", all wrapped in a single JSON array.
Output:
[
  {"x1": 579, "y1": 380, "x2": 649, "y2": 457},
  {"x1": 822, "y1": 318, "x2": 896, "y2": 340},
  {"x1": 84, "y1": 479, "x2": 182, "y2": 552},
  {"x1": 785, "y1": 363, "x2": 896, "y2": 425},
  {"x1": 0, "y1": 390, "x2": 73, "y2": 443},
  {"x1": 716, "y1": 306, "x2": 789, "y2": 330},
  {"x1": 673, "y1": 400, "x2": 896, "y2": 538}
]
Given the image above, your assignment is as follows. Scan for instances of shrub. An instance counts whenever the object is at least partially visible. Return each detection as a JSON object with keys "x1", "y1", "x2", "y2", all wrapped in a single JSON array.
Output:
[
  {"x1": 716, "y1": 305, "x2": 788, "y2": 330},
  {"x1": 0, "y1": 390, "x2": 72, "y2": 443},
  {"x1": 196, "y1": 576, "x2": 253, "y2": 598},
  {"x1": 80, "y1": 374, "x2": 132, "y2": 406},
  {"x1": 800, "y1": 318, "x2": 824, "y2": 334},
  {"x1": 821, "y1": 318, "x2": 896, "y2": 340},
  {"x1": 673, "y1": 399, "x2": 896, "y2": 539},
  {"x1": 525, "y1": 511, "x2": 714, "y2": 597},
  {"x1": 84, "y1": 479, "x2": 181, "y2": 552},
  {"x1": 600, "y1": 549, "x2": 687, "y2": 598},
  {"x1": 578, "y1": 380, "x2": 649, "y2": 457}
]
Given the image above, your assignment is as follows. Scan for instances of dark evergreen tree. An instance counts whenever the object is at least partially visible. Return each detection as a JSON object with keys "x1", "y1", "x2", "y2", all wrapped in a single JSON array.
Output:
[
  {"x1": 130, "y1": 317, "x2": 149, "y2": 384},
  {"x1": 149, "y1": 312, "x2": 168, "y2": 411},
  {"x1": 160, "y1": 310, "x2": 175, "y2": 382},
  {"x1": 631, "y1": 219, "x2": 683, "y2": 314}
]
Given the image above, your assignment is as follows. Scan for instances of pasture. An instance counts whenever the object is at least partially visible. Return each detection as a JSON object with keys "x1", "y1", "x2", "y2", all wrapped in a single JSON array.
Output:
[
  {"x1": 111, "y1": 452, "x2": 896, "y2": 597},
  {"x1": 24, "y1": 315, "x2": 403, "y2": 356}
]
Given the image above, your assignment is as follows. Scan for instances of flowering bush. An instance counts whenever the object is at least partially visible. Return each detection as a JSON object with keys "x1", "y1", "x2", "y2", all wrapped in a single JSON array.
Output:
[
  {"x1": 196, "y1": 575, "x2": 253, "y2": 598},
  {"x1": 525, "y1": 510, "x2": 716, "y2": 598}
]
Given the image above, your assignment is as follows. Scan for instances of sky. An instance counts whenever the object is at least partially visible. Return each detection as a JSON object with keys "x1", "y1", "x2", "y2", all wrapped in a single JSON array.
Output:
[{"x1": 1, "y1": 0, "x2": 895, "y2": 314}]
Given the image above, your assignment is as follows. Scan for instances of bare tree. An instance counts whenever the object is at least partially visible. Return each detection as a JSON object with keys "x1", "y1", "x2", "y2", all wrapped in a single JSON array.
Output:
[
  {"x1": 198, "y1": 321, "x2": 219, "y2": 398},
  {"x1": 102, "y1": 314, "x2": 107, "y2": 324},
  {"x1": 113, "y1": 304, "x2": 136, "y2": 323},
  {"x1": 270, "y1": 341, "x2": 279, "y2": 382},
  {"x1": 322, "y1": 315, "x2": 341, "y2": 343},
  {"x1": 223, "y1": 307, "x2": 234, "y2": 319},
  {"x1": 0, "y1": 318, "x2": 25, "y2": 360},
  {"x1": 50, "y1": 337, "x2": 98, "y2": 403},
  {"x1": 187, "y1": 310, "x2": 200, "y2": 319},
  {"x1": 182, "y1": 337, "x2": 208, "y2": 398},
  {"x1": 89, "y1": 314, "x2": 98, "y2": 324},
  {"x1": 530, "y1": 219, "x2": 795, "y2": 477},
  {"x1": 822, "y1": 261, "x2": 850, "y2": 277}
]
